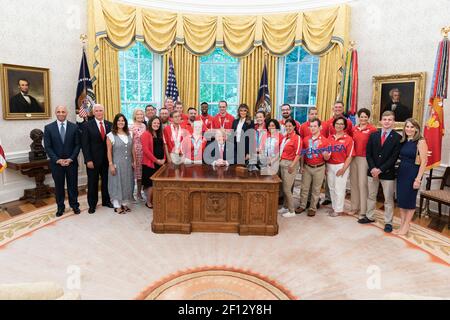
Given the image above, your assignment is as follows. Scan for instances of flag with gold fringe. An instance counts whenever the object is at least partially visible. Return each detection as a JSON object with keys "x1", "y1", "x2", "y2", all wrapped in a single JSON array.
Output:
[
  {"x1": 0, "y1": 144, "x2": 6, "y2": 173},
  {"x1": 424, "y1": 35, "x2": 449, "y2": 169},
  {"x1": 340, "y1": 47, "x2": 358, "y2": 124}
]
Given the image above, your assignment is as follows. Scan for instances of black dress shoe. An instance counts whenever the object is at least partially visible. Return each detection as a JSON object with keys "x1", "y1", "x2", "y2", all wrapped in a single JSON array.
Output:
[
  {"x1": 88, "y1": 208, "x2": 96, "y2": 214},
  {"x1": 321, "y1": 199, "x2": 332, "y2": 206},
  {"x1": 358, "y1": 217, "x2": 375, "y2": 224},
  {"x1": 103, "y1": 202, "x2": 114, "y2": 208},
  {"x1": 384, "y1": 224, "x2": 393, "y2": 233},
  {"x1": 73, "y1": 207, "x2": 81, "y2": 215},
  {"x1": 55, "y1": 209, "x2": 64, "y2": 217}
]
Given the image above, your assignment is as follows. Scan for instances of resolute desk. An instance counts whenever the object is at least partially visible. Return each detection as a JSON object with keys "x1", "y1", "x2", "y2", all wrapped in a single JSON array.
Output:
[{"x1": 151, "y1": 164, "x2": 280, "y2": 236}]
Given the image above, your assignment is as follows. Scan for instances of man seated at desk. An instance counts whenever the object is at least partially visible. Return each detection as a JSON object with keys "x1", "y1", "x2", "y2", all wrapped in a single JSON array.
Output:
[{"x1": 207, "y1": 129, "x2": 230, "y2": 167}]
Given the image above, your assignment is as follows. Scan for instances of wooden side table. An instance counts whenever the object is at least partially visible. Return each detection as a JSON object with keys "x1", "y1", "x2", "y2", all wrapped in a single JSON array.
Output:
[{"x1": 6, "y1": 158, "x2": 53, "y2": 203}]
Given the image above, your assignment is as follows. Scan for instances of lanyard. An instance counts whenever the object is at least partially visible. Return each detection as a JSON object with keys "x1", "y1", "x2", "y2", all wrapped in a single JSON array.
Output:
[
  {"x1": 171, "y1": 124, "x2": 182, "y2": 151},
  {"x1": 191, "y1": 136, "x2": 202, "y2": 157},
  {"x1": 280, "y1": 136, "x2": 290, "y2": 156}
]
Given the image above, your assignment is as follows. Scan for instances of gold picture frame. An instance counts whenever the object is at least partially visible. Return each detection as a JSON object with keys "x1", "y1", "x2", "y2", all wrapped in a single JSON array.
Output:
[
  {"x1": 371, "y1": 72, "x2": 426, "y2": 130},
  {"x1": 1, "y1": 63, "x2": 51, "y2": 120}
]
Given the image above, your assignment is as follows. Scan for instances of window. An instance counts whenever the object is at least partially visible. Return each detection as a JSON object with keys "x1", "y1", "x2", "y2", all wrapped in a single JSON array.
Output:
[
  {"x1": 119, "y1": 42, "x2": 157, "y2": 122},
  {"x1": 281, "y1": 47, "x2": 319, "y2": 123},
  {"x1": 200, "y1": 48, "x2": 239, "y2": 117}
]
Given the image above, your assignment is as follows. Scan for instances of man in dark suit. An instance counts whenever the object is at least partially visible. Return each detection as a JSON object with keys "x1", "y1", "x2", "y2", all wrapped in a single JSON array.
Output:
[
  {"x1": 81, "y1": 104, "x2": 113, "y2": 213},
  {"x1": 359, "y1": 110, "x2": 401, "y2": 233},
  {"x1": 204, "y1": 129, "x2": 231, "y2": 166},
  {"x1": 383, "y1": 88, "x2": 411, "y2": 122},
  {"x1": 9, "y1": 79, "x2": 43, "y2": 113},
  {"x1": 44, "y1": 106, "x2": 81, "y2": 217}
]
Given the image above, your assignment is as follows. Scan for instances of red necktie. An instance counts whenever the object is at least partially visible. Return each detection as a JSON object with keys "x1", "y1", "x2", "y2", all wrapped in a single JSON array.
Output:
[
  {"x1": 381, "y1": 131, "x2": 387, "y2": 146},
  {"x1": 99, "y1": 121, "x2": 106, "y2": 140}
]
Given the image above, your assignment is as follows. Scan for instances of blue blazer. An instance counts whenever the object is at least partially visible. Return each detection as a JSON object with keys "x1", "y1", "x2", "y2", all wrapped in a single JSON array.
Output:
[{"x1": 44, "y1": 121, "x2": 81, "y2": 166}]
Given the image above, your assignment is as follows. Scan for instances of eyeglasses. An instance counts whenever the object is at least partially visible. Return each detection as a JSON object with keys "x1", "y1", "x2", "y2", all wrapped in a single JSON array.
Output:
[{"x1": 335, "y1": 122, "x2": 345, "y2": 126}]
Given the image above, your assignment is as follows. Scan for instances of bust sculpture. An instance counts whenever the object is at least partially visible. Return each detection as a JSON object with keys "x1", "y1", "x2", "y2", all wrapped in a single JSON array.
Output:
[{"x1": 29, "y1": 128, "x2": 47, "y2": 161}]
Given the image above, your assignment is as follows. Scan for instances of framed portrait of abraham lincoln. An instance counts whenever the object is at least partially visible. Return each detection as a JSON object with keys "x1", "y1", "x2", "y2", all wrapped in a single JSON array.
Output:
[
  {"x1": 1, "y1": 63, "x2": 51, "y2": 120},
  {"x1": 371, "y1": 72, "x2": 426, "y2": 130}
]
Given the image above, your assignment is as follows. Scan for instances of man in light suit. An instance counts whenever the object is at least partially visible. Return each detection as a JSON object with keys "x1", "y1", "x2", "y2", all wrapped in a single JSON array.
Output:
[
  {"x1": 44, "y1": 106, "x2": 81, "y2": 217},
  {"x1": 9, "y1": 79, "x2": 43, "y2": 113}
]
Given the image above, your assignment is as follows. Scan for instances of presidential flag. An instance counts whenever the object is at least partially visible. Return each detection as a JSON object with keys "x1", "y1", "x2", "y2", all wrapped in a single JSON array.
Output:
[
  {"x1": 76, "y1": 50, "x2": 96, "y2": 118},
  {"x1": 255, "y1": 63, "x2": 271, "y2": 117},
  {"x1": 0, "y1": 144, "x2": 6, "y2": 173},
  {"x1": 424, "y1": 36, "x2": 448, "y2": 169},
  {"x1": 165, "y1": 56, "x2": 179, "y2": 101}
]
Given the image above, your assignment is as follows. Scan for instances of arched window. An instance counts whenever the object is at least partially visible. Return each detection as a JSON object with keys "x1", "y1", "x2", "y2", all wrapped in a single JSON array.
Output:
[{"x1": 199, "y1": 48, "x2": 240, "y2": 117}]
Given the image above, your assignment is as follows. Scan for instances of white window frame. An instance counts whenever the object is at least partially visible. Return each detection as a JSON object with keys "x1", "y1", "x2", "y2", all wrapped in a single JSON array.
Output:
[
  {"x1": 277, "y1": 47, "x2": 319, "y2": 123},
  {"x1": 199, "y1": 48, "x2": 240, "y2": 117},
  {"x1": 119, "y1": 42, "x2": 163, "y2": 120}
]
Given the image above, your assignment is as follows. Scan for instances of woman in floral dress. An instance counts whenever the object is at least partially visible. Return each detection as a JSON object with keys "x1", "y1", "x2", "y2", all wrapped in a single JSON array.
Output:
[{"x1": 130, "y1": 109, "x2": 147, "y2": 201}]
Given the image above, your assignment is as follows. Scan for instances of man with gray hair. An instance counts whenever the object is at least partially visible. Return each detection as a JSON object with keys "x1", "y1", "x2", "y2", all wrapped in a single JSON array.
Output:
[{"x1": 81, "y1": 104, "x2": 114, "y2": 213}]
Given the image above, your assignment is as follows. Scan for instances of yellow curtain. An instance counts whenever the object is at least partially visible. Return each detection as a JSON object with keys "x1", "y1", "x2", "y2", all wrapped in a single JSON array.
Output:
[
  {"x1": 94, "y1": 39, "x2": 121, "y2": 121},
  {"x1": 91, "y1": 0, "x2": 350, "y2": 57},
  {"x1": 240, "y1": 47, "x2": 277, "y2": 116},
  {"x1": 163, "y1": 45, "x2": 199, "y2": 111},
  {"x1": 316, "y1": 44, "x2": 343, "y2": 121}
]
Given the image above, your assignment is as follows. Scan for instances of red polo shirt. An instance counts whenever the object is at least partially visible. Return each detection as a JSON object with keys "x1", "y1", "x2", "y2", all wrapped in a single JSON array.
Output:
[
  {"x1": 352, "y1": 124, "x2": 377, "y2": 157},
  {"x1": 200, "y1": 114, "x2": 214, "y2": 130},
  {"x1": 280, "y1": 118, "x2": 301, "y2": 133},
  {"x1": 181, "y1": 135, "x2": 207, "y2": 161},
  {"x1": 322, "y1": 117, "x2": 353, "y2": 137},
  {"x1": 163, "y1": 124, "x2": 186, "y2": 153},
  {"x1": 302, "y1": 134, "x2": 330, "y2": 166},
  {"x1": 212, "y1": 113, "x2": 235, "y2": 130},
  {"x1": 280, "y1": 132, "x2": 302, "y2": 161},
  {"x1": 181, "y1": 119, "x2": 207, "y2": 135},
  {"x1": 328, "y1": 134, "x2": 354, "y2": 164}
]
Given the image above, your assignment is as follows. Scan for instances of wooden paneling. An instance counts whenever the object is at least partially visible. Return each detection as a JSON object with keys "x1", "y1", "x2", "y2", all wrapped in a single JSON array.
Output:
[{"x1": 151, "y1": 164, "x2": 280, "y2": 236}]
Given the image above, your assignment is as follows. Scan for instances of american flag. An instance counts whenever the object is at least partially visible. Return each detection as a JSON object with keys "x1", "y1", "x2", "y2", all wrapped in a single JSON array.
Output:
[
  {"x1": 0, "y1": 144, "x2": 6, "y2": 173},
  {"x1": 165, "y1": 56, "x2": 179, "y2": 101}
]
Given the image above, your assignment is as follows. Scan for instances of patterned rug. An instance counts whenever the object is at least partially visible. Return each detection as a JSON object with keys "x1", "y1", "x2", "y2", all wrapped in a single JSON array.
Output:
[
  {"x1": 136, "y1": 266, "x2": 295, "y2": 300},
  {"x1": 0, "y1": 196, "x2": 87, "y2": 248},
  {"x1": 0, "y1": 196, "x2": 449, "y2": 299}
]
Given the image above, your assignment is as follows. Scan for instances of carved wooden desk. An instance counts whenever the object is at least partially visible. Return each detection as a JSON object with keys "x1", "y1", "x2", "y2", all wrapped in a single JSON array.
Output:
[
  {"x1": 151, "y1": 164, "x2": 281, "y2": 236},
  {"x1": 6, "y1": 158, "x2": 52, "y2": 203}
]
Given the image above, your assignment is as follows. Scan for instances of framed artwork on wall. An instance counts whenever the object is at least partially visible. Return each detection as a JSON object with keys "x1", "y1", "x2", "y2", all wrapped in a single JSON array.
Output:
[
  {"x1": 1, "y1": 63, "x2": 51, "y2": 120},
  {"x1": 371, "y1": 72, "x2": 426, "y2": 129}
]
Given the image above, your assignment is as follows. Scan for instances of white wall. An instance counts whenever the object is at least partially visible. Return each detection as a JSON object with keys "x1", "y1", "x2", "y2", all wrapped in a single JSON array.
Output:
[
  {"x1": 0, "y1": 0, "x2": 87, "y2": 203},
  {"x1": 351, "y1": 0, "x2": 450, "y2": 167}
]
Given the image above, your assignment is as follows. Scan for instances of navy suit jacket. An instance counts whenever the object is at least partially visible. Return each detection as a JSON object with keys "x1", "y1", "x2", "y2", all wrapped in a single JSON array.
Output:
[
  {"x1": 366, "y1": 129, "x2": 401, "y2": 180},
  {"x1": 44, "y1": 121, "x2": 81, "y2": 166}
]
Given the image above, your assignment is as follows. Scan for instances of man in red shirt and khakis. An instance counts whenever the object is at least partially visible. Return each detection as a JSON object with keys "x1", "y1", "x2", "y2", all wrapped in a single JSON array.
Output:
[{"x1": 296, "y1": 118, "x2": 331, "y2": 217}]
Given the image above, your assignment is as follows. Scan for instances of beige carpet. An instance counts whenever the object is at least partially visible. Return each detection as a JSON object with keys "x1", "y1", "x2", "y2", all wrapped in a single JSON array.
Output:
[{"x1": 0, "y1": 198, "x2": 449, "y2": 300}]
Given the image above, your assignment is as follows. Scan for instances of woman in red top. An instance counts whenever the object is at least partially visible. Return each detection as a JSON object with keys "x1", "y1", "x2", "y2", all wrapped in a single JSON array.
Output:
[
  {"x1": 181, "y1": 120, "x2": 207, "y2": 165},
  {"x1": 327, "y1": 116, "x2": 354, "y2": 217},
  {"x1": 349, "y1": 108, "x2": 377, "y2": 218},
  {"x1": 141, "y1": 116, "x2": 166, "y2": 209},
  {"x1": 278, "y1": 119, "x2": 302, "y2": 218}
]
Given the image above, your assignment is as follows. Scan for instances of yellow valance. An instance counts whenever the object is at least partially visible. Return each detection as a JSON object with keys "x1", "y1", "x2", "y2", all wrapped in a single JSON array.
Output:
[{"x1": 89, "y1": 0, "x2": 350, "y2": 57}]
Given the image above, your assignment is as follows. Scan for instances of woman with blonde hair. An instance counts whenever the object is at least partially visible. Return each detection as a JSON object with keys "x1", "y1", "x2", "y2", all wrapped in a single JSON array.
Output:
[
  {"x1": 130, "y1": 108, "x2": 147, "y2": 201},
  {"x1": 395, "y1": 118, "x2": 428, "y2": 235}
]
